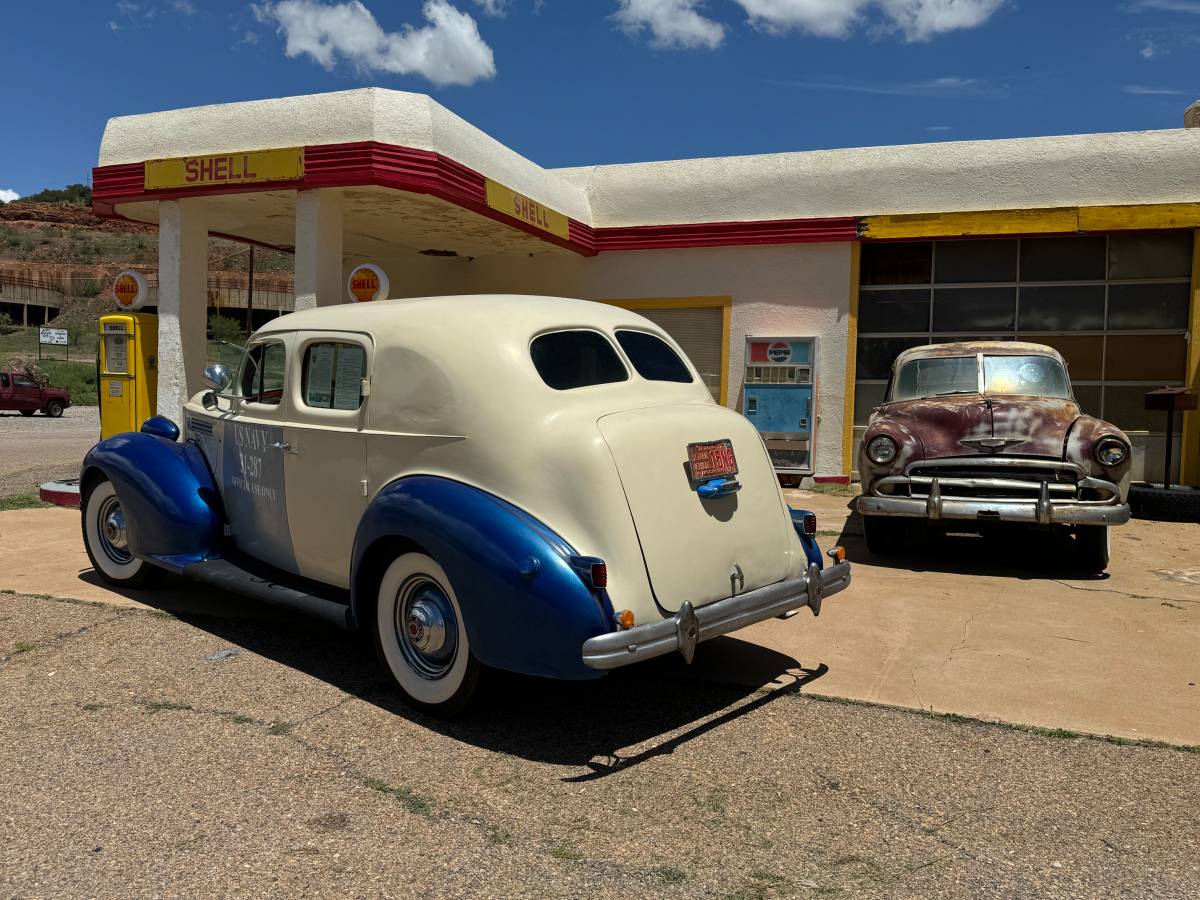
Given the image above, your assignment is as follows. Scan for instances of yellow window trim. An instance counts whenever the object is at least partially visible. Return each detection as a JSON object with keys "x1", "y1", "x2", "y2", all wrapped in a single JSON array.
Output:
[
  {"x1": 860, "y1": 202, "x2": 1200, "y2": 241},
  {"x1": 841, "y1": 243, "x2": 861, "y2": 478},
  {"x1": 597, "y1": 296, "x2": 732, "y2": 406},
  {"x1": 1181, "y1": 230, "x2": 1200, "y2": 487}
]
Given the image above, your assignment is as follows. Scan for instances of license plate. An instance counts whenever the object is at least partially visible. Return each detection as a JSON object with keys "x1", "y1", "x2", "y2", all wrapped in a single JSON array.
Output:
[{"x1": 687, "y1": 439, "x2": 738, "y2": 481}]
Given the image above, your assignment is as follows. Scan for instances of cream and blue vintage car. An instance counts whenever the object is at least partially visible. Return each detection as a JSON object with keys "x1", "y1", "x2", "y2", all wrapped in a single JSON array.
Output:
[{"x1": 81, "y1": 296, "x2": 850, "y2": 713}]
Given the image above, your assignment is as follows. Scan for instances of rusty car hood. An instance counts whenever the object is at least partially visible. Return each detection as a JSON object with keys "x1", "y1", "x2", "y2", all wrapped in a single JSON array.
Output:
[{"x1": 876, "y1": 394, "x2": 1081, "y2": 460}]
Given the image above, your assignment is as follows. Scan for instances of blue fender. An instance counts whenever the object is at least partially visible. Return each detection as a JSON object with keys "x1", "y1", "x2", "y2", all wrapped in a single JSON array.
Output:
[
  {"x1": 789, "y1": 508, "x2": 825, "y2": 570},
  {"x1": 351, "y1": 476, "x2": 612, "y2": 681},
  {"x1": 81, "y1": 428, "x2": 222, "y2": 572}
]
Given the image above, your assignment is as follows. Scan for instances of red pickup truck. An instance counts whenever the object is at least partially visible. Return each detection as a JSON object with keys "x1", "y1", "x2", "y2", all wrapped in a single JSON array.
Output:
[{"x1": 0, "y1": 369, "x2": 71, "y2": 417}]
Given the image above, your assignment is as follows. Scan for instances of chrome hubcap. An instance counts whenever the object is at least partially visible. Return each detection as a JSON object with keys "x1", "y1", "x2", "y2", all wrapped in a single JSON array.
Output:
[
  {"x1": 96, "y1": 496, "x2": 132, "y2": 564},
  {"x1": 395, "y1": 577, "x2": 457, "y2": 680}
]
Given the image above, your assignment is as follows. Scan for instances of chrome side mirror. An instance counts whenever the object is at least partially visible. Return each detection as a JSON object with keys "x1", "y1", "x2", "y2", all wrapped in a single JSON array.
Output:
[{"x1": 203, "y1": 363, "x2": 232, "y2": 393}]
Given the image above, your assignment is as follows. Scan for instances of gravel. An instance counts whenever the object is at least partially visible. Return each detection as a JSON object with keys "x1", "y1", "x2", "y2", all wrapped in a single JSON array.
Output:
[
  {"x1": 2, "y1": 590, "x2": 1198, "y2": 898},
  {"x1": 0, "y1": 406, "x2": 98, "y2": 498}
]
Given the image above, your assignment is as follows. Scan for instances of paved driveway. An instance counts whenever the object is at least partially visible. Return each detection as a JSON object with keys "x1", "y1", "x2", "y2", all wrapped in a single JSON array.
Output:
[{"x1": 3, "y1": 497, "x2": 1196, "y2": 745}]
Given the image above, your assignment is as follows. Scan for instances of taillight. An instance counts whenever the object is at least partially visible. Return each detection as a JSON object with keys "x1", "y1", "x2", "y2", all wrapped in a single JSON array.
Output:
[
  {"x1": 569, "y1": 556, "x2": 607, "y2": 591},
  {"x1": 802, "y1": 513, "x2": 817, "y2": 537},
  {"x1": 591, "y1": 561, "x2": 607, "y2": 589}
]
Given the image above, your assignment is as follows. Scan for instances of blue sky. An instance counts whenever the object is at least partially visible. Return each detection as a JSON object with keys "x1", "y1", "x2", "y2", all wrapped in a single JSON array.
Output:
[{"x1": 1, "y1": 0, "x2": 1197, "y2": 200}]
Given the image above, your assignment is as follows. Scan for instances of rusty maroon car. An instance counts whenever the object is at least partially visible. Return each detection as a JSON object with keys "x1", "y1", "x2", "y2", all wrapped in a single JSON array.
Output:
[{"x1": 857, "y1": 341, "x2": 1131, "y2": 572}]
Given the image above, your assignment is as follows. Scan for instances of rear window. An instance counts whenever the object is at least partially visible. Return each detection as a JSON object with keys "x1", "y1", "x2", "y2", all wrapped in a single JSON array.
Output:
[
  {"x1": 530, "y1": 330, "x2": 628, "y2": 390},
  {"x1": 615, "y1": 330, "x2": 693, "y2": 384}
]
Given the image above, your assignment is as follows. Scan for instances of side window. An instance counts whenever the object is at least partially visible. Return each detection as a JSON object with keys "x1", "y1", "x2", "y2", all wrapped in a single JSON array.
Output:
[
  {"x1": 615, "y1": 330, "x2": 694, "y2": 383},
  {"x1": 13, "y1": 376, "x2": 36, "y2": 389},
  {"x1": 238, "y1": 341, "x2": 287, "y2": 406},
  {"x1": 302, "y1": 342, "x2": 367, "y2": 410},
  {"x1": 0, "y1": 373, "x2": 8, "y2": 388}
]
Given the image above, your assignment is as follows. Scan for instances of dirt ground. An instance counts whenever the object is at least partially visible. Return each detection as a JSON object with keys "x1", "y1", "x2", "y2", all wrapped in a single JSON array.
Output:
[
  {"x1": 0, "y1": 406, "x2": 98, "y2": 498},
  {"x1": 2, "y1": 590, "x2": 1199, "y2": 898}
]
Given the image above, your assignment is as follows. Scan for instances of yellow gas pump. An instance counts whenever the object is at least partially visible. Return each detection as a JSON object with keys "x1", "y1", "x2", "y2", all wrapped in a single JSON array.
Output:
[{"x1": 98, "y1": 311, "x2": 158, "y2": 440}]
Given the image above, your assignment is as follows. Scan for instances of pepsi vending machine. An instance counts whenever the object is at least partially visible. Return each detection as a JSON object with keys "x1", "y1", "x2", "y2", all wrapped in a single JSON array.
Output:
[{"x1": 742, "y1": 337, "x2": 817, "y2": 475}]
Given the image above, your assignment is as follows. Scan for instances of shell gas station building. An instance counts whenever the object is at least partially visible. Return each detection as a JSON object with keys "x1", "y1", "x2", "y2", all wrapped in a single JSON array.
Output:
[{"x1": 92, "y1": 88, "x2": 1200, "y2": 486}]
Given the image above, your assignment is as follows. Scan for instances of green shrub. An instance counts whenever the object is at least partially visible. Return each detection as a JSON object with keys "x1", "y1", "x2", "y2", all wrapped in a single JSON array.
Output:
[
  {"x1": 0, "y1": 313, "x2": 17, "y2": 336},
  {"x1": 208, "y1": 314, "x2": 245, "y2": 346}
]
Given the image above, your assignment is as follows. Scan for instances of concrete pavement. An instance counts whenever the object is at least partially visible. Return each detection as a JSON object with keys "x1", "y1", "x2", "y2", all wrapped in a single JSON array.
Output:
[{"x1": 2, "y1": 497, "x2": 1198, "y2": 746}]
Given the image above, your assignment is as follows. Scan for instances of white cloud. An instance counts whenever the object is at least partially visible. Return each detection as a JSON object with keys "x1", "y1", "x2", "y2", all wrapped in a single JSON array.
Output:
[
  {"x1": 613, "y1": 0, "x2": 726, "y2": 49},
  {"x1": 0, "y1": 189, "x2": 20, "y2": 204},
  {"x1": 254, "y1": 0, "x2": 496, "y2": 86},
  {"x1": 473, "y1": 0, "x2": 510, "y2": 14},
  {"x1": 926, "y1": 124, "x2": 952, "y2": 131},
  {"x1": 732, "y1": 0, "x2": 1003, "y2": 41},
  {"x1": 771, "y1": 74, "x2": 996, "y2": 96},
  {"x1": 1140, "y1": 38, "x2": 1158, "y2": 56},
  {"x1": 1123, "y1": 84, "x2": 1188, "y2": 94},
  {"x1": 173, "y1": 0, "x2": 195, "y2": 13},
  {"x1": 1125, "y1": 0, "x2": 1200, "y2": 12}
]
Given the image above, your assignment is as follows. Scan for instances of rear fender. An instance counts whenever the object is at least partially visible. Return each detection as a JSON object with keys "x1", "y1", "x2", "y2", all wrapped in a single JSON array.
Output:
[
  {"x1": 81, "y1": 430, "x2": 222, "y2": 571},
  {"x1": 351, "y1": 476, "x2": 611, "y2": 680}
]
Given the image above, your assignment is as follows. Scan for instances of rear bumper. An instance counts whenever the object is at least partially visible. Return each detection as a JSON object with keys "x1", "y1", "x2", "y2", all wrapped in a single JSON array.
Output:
[{"x1": 581, "y1": 560, "x2": 851, "y2": 671}]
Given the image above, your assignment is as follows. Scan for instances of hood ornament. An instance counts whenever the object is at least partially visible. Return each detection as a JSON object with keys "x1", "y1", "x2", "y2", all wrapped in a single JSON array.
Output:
[{"x1": 961, "y1": 437, "x2": 1026, "y2": 453}]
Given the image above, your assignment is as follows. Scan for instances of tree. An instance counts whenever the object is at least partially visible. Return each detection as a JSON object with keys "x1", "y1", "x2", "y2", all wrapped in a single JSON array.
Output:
[{"x1": 21, "y1": 184, "x2": 93, "y2": 206}]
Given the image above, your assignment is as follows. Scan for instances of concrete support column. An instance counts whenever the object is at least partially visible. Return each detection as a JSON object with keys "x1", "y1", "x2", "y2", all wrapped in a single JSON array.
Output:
[
  {"x1": 294, "y1": 189, "x2": 344, "y2": 310},
  {"x1": 158, "y1": 198, "x2": 208, "y2": 425}
]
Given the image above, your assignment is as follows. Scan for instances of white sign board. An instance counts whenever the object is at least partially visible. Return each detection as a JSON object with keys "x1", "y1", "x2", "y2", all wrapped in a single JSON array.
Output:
[{"x1": 39, "y1": 327, "x2": 68, "y2": 346}]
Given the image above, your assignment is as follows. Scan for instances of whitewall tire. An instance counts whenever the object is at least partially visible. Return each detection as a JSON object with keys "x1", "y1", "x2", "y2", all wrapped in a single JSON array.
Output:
[
  {"x1": 81, "y1": 479, "x2": 163, "y2": 588},
  {"x1": 374, "y1": 552, "x2": 480, "y2": 716}
]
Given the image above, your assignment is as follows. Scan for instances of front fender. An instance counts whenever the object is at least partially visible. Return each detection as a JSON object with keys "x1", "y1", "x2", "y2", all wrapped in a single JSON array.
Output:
[
  {"x1": 81, "y1": 431, "x2": 222, "y2": 571},
  {"x1": 1064, "y1": 415, "x2": 1133, "y2": 500},
  {"x1": 351, "y1": 476, "x2": 612, "y2": 680},
  {"x1": 860, "y1": 419, "x2": 925, "y2": 486}
]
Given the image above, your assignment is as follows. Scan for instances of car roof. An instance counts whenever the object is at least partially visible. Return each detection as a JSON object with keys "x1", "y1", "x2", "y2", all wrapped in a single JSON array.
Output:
[
  {"x1": 255, "y1": 294, "x2": 645, "y2": 339},
  {"x1": 894, "y1": 341, "x2": 1065, "y2": 370}
]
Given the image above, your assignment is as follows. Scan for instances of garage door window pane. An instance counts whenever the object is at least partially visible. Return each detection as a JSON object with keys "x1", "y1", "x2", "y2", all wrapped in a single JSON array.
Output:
[
  {"x1": 1107, "y1": 282, "x2": 1191, "y2": 331},
  {"x1": 1072, "y1": 384, "x2": 1102, "y2": 417},
  {"x1": 856, "y1": 336, "x2": 928, "y2": 380},
  {"x1": 1105, "y1": 334, "x2": 1186, "y2": 381},
  {"x1": 1018, "y1": 285, "x2": 1105, "y2": 331},
  {"x1": 1108, "y1": 232, "x2": 1193, "y2": 280},
  {"x1": 861, "y1": 242, "x2": 932, "y2": 285},
  {"x1": 932, "y1": 287, "x2": 1016, "y2": 332},
  {"x1": 854, "y1": 382, "x2": 888, "y2": 425},
  {"x1": 1020, "y1": 236, "x2": 1106, "y2": 281},
  {"x1": 934, "y1": 239, "x2": 1017, "y2": 284},
  {"x1": 1104, "y1": 386, "x2": 1165, "y2": 432},
  {"x1": 858, "y1": 289, "x2": 930, "y2": 332}
]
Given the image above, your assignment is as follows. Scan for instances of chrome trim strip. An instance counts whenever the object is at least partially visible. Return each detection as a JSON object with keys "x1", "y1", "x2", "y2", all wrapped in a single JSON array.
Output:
[{"x1": 581, "y1": 561, "x2": 852, "y2": 671}]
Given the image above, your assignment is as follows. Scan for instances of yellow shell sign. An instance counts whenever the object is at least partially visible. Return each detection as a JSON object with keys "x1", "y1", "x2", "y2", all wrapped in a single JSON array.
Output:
[
  {"x1": 113, "y1": 270, "x2": 147, "y2": 311},
  {"x1": 347, "y1": 264, "x2": 389, "y2": 303},
  {"x1": 144, "y1": 148, "x2": 305, "y2": 191}
]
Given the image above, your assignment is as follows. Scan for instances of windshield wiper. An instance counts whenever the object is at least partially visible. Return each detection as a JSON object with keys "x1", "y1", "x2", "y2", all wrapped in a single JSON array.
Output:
[{"x1": 928, "y1": 389, "x2": 979, "y2": 397}]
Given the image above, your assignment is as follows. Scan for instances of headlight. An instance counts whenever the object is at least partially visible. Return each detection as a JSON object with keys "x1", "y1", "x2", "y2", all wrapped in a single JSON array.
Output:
[
  {"x1": 1095, "y1": 436, "x2": 1128, "y2": 467},
  {"x1": 866, "y1": 435, "x2": 898, "y2": 465}
]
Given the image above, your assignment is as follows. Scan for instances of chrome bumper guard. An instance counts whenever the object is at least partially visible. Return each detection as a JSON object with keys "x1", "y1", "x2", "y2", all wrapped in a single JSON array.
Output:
[
  {"x1": 858, "y1": 474, "x2": 1130, "y2": 526},
  {"x1": 581, "y1": 560, "x2": 851, "y2": 671}
]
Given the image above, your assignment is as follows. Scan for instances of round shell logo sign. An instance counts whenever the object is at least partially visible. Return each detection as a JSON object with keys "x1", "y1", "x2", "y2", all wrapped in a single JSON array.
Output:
[
  {"x1": 112, "y1": 270, "x2": 147, "y2": 311},
  {"x1": 347, "y1": 264, "x2": 389, "y2": 303},
  {"x1": 767, "y1": 342, "x2": 791, "y2": 363}
]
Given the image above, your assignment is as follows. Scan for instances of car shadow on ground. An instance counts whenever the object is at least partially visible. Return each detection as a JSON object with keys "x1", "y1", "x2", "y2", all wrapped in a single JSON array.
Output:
[
  {"x1": 78, "y1": 570, "x2": 828, "y2": 778},
  {"x1": 835, "y1": 498, "x2": 1112, "y2": 582}
]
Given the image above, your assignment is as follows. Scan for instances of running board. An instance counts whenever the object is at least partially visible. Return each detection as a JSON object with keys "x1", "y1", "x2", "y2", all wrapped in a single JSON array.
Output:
[{"x1": 181, "y1": 558, "x2": 353, "y2": 629}]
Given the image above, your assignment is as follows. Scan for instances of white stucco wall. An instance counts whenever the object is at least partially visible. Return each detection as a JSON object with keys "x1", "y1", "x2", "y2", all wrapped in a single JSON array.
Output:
[
  {"x1": 98, "y1": 88, "x2": 592, "y2": 224},
  {"x1": 347, "y1": 242, "x2": 855, "y2": 476},
  {"x1": 555, "y1": 129, "x2": 1200, "y2": 225},
  {"x1": 101, "y1": 88, "x2": 1200, "y2": 233}
]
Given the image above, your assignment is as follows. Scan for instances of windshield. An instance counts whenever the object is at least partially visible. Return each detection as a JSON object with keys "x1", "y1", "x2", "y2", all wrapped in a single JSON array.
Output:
[{"x1": 892, "y1": 354, "x2": 1071, "y2": 401}]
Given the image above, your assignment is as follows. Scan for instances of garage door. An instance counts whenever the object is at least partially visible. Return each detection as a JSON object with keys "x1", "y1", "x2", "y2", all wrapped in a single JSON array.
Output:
[{"x1": 605, "y1": 303, "x2": 726, "y2": 403}]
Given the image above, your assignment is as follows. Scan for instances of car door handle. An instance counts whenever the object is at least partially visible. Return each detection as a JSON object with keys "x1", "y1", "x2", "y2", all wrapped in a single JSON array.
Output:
[{"x1": 270, "y1": 441, "x2": 291, "y2": 452}]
